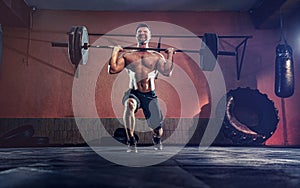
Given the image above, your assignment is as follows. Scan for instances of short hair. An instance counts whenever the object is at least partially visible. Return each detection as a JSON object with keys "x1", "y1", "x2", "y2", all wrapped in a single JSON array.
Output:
[{"x1": 135, "y1": 23, "x2": 151, "y2": 32}]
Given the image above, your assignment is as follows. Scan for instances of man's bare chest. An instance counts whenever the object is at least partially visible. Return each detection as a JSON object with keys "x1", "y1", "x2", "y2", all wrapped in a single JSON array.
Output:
[{"x1": 124, "y1": 51, "x2": 160, "y2": 70}]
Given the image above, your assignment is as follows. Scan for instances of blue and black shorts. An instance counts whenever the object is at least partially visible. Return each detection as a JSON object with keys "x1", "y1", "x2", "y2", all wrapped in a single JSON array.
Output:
[{"x1": 122, "y1": 89, "x2": 163, "y2": 130}]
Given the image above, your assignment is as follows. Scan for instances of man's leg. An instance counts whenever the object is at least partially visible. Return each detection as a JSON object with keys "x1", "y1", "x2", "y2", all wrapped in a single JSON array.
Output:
[
  {"x1": 123, "y1": 98, "x2": 138, "y2": 152},
  {"x1": 146, "y1": 97, "x2": 164, "y2": 150}
]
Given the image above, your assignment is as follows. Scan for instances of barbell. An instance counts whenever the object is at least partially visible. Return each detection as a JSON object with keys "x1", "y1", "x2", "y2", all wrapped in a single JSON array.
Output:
[{"x1": 51, "y1": 26, "x2": 236, "y2": 71}]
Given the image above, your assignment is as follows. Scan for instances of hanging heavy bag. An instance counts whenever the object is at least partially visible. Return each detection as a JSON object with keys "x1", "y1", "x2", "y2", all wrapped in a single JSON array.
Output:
[{"x1": 275, "y1": 44, "x2": 294, "y2": 98}]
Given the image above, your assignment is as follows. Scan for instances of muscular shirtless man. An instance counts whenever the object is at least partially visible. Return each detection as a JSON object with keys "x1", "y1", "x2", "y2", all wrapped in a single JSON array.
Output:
[{"x1": 108, "y1": 23, "x2": 174, "y2": 152}]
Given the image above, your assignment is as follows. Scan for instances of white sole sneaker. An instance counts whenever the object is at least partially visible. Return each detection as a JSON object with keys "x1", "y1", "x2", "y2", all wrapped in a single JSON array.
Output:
[
  {"x1": 127, "y1": 145, "x2": 138, "y2": 153},
  {"x1": 154, "y1": 144, "x2": 163, "y2": 151}
]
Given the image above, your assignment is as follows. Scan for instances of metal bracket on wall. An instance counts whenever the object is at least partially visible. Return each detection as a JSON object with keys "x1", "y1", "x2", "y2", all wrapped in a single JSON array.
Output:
[
  {"x1": 218, "y1": 36, "x2": 252, "y2": 80},
  {"x1": 235, "y1": 36, "x2": 252, "y2": 80}
]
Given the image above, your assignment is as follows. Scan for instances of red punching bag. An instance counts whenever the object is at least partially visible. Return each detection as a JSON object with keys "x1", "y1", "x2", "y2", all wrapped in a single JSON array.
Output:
[{"x1": 275, "y1": 44, "x2": 294, "y2": 98}]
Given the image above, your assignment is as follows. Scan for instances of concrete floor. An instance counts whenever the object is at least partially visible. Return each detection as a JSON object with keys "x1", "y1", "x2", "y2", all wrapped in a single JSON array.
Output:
[{"x1": 0, "y1": 146, "x2": 299, "y2": 188}]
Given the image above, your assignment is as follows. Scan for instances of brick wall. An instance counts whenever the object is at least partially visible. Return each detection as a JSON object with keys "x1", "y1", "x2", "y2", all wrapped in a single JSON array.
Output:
[{"x1": 0, "y1": 118, "x2": 219, "y2": 147}]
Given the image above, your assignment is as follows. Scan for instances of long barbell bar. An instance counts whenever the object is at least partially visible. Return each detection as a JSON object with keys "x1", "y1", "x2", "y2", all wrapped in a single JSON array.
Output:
[
  {"x1": 52, "y1": 26, "x2": 253, "y2": 74},
  {"x1": 88, "y1": 32, "x2": 253, "y2": 39},
  {"x1": 51, "y1": 42, "x2": 236, "y2": 56}
]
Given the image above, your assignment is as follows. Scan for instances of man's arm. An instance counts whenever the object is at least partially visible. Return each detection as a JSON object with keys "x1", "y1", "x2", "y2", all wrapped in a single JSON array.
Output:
[
  {"x1": 108, "y1": 46, "x2": 125, "y2": 74},
  {"x1": 156, "y1": 48, "x2": 175, "y2": 77}
]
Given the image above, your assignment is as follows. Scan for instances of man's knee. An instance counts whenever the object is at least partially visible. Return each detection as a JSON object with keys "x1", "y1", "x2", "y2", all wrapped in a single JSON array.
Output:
[
  {"x1": 125, "y1": 98, "x2": 137, "y2": 112},
  {"x1": 154, "y1": 126, "x2": 162, "y2": 131},
  {"x1": 153, "y1": 126, "x2": 163, "y2": 137}
]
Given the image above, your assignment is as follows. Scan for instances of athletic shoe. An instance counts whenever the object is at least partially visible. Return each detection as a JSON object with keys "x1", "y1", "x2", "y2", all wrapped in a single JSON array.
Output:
[
  {"x1": 127, "y1": 136, "x2": 137, "y2": 153},
  {"x1": 152, "y1": 136, "x2": 163, "y2": 150}
]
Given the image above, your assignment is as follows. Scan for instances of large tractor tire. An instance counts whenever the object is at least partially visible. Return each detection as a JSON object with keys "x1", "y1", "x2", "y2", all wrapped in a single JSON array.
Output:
[{"x1": 218, "y1": 87, "x2": 279, "y2": 146}]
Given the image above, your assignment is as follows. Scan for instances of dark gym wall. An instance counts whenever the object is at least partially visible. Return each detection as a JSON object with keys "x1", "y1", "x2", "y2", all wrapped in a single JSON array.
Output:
[
  {"x1": 0, "y1": 10, "x2": 299, "y2": 146},
  {"x1": 0, "y1": 24, "x2": 2, "y2": 66}
]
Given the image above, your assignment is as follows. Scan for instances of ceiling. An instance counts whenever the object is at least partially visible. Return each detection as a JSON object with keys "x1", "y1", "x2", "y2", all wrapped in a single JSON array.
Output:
[
  {"x1": 23, "y1": 0, "x2": 259, "y2": 12},
  {"x1": 1, "y1": 0, "x2": 300, "y2": 28}
]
